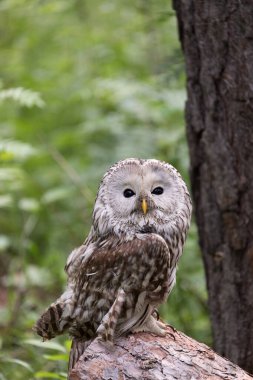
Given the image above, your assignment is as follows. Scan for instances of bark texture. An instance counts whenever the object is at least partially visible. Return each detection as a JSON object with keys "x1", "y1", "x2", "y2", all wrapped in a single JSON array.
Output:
[
  {"x1": 69, "y1": 326, "x2": 252, "y2": 380},
  {"x1": 173, "y1": 0, "x2": 253, "y2": 373}
]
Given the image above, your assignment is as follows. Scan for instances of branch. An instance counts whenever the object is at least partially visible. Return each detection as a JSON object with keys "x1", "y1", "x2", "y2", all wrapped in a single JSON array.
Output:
[
  {"x1": 69, "y1": 326, "x2": 253, "y2": 380},
  {"x1": 46, "y1": 144, "x2": 94, "y2": 202}
]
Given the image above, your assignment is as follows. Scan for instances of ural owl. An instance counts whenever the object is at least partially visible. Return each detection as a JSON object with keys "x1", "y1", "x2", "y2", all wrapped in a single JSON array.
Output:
[{"x1": 35, "y1": 158, "x2": 192, "y2": 374}]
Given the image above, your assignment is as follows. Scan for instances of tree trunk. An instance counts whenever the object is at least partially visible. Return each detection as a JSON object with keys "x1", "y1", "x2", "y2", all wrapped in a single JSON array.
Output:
[
  {"x1": 69, "y1": 326, "x2": 252, "y2": 380},
  {"x1": 173, "y1": 0, "x2": 253, "y2": 373}
]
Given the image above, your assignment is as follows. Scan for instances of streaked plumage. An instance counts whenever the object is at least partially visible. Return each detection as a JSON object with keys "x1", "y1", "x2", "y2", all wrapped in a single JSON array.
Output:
[{"x1": 35, "y1": 158, "x2": 192, "y2": 375}]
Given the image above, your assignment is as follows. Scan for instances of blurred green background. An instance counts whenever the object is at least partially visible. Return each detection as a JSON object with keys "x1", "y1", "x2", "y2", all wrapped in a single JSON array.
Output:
[{"x1": 0, "y1": 0, "x2": 211, "y2": 379}]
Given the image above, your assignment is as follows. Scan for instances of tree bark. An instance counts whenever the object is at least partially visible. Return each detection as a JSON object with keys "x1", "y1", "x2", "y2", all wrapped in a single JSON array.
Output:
[
  {"x1": 173, "y1": 0, "x2": 253, "y2": 373},
  {"x1": 69, "y1": 326, "x2": 252, "y2": 380}
]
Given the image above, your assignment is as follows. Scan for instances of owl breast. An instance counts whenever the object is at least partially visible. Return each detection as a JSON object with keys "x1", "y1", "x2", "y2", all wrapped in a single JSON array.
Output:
[{"x1": 66, "y1": 233, "x2": 171, "y2": 340}]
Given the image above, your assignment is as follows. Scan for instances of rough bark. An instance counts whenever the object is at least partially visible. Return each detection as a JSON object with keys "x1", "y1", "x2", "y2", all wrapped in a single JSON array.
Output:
[
  {"x1": 173, "y1": 0, "x2": 253, "y2": 373},
  {"x1": 69, "y1": 326, "x2": 252, "y2": 380}
]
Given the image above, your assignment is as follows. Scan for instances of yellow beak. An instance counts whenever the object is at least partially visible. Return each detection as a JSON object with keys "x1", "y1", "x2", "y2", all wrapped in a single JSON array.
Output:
[{"x1": 141, "y1": 199, "x2": 148, "y2": 215}]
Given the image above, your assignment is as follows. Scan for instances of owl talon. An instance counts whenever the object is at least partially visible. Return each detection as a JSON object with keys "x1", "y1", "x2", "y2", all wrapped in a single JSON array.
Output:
[
  {"x1": 96, "y1": 324, "x2": 114, "y2": 343},
  {"x1": 156, "y1": 320, "x2": 167, "y2": 329},
  {"x1": 167, "y1": 323, "x2": 177, "y2": 332},
  {"x1": 132, "y1": 315, "x2": 166, "y2": 337},
  {"x1": 96, "y1": 336, "x2": 115, "y2": 352},
  {"x1": 152, "y1": 308, "x2": 160, "y2": 320}
]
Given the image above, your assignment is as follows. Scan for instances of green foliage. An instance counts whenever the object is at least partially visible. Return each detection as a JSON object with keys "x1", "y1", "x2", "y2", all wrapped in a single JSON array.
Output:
[
  {"x1": 0, "y1": 0, "x2": 211, "y2": 378},
  {"x1": 0, "y1": 87, "x2": 45, "y2": 108}
]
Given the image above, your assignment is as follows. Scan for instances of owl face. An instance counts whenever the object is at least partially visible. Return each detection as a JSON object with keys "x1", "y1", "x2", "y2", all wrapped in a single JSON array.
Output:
[{"x1": 93, "y1": 159, "x2": 191, "y2": 237}]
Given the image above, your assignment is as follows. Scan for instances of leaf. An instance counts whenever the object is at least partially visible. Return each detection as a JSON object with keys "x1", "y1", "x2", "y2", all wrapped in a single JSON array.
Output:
[
  {"x1": 0, "y1": 167, "x2": 24, "y2": 182},
  {"x1": 0, "y1": 235, "x2": 11, "y2": 251},
  {"x1": 58, "y1": 373, "x2": 67, "y2": 379},
  {"x1": 35, "y1": 372, "x2": 65, "y2": 379},
  {"x1": 0, "y1": 357, "x2": 33, "y2": 372},
  {"x1": 64, "y1": 340, "x2": 72, "y2": 352},
  {"x1": 0, "y1": 140, "x2": 38, "y2": 161},
  {"x1": 24, "y1": 339, "x2": 66, "y2": 352},
  {"x1": 18, "y1": 198, "x2": 40, "y2": 212},
  {"x1": 43, "y1": 354, "x2": 68, "y2": 362},
  {"x1": 0, "y1": 87, "x2": 45, "y2": 108},
  {"x1": 25, "y1": 265, "x2": 52, "y2": 287},
  {"x1": 0, "y1": 195, "x2": 13, "y2": 208},
  {"x1": 41, "y1": 187, "x2": 70, "y2": 204}
]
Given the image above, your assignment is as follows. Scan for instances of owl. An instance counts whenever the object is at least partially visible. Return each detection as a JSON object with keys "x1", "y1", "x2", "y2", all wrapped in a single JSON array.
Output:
[{"x1": 35, "y1": 158, "x2": 192, "y2": 374}]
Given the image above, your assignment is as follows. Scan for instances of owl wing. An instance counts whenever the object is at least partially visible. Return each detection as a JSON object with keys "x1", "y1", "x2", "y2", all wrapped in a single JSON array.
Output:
[
  {"x1": 70, "y1": 233, "x2": 171, "y2": 336},
  {"x1": 64, "y1": 227, "x2": 96, "y2": 281},
  {"x1": 68, "y1": 232, "x2": 171, "y2": 372},
  {"x1": 34, "y1": 236, "x2": 94, "y2": 341},
  {"x1": 35, "y1": 233, "x2": 171, "y2": 371}
]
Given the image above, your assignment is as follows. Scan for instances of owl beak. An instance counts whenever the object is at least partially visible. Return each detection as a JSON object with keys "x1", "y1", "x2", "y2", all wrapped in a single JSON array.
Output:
[{"x1": 141, "y1": 199, "x2": 148, "y2": 215}]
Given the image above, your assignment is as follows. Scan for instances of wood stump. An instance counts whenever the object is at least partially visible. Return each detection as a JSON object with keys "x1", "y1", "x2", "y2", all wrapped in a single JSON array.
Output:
[{"x1": 69, "y1": 326, "x2": 252, "y2": 380}]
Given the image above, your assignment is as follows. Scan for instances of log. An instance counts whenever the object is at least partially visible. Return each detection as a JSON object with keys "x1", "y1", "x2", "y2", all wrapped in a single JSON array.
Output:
[{"x1": 69, "y1": 326, "x2": 253, "y2": 380}]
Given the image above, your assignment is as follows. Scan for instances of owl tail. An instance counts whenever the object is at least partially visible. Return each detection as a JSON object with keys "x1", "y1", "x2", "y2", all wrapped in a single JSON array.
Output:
[
  {"x1": 68, "y1": 339, "x2": 92, "y2": 378},
  {"x1": 34, "y1": 301, "x2": 71, "y2": 340}
]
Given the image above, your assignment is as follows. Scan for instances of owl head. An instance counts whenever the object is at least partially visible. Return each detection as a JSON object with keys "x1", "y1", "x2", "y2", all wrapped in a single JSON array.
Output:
[{"x1": 92, "y1": 158, "x2": 191, "y2": 237}]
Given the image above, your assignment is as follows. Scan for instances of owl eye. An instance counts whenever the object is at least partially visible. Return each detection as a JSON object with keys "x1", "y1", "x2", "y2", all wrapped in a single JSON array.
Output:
[
  {"x1": 123, "y1": 189, "x2": 135, "y2": 198},
  {"x1": 152, "y1": 186, "x2": 164, "y2": 195}
]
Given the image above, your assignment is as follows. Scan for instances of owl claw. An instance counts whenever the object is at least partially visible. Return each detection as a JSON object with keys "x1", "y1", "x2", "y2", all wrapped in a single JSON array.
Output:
[
  {"x1": 152, "y1": 308, "x2": 160, "y2": 320},
  {"x1": 96, "y1": 324, "x2": 114, "y2": 343},
  {"x1": 156, "y1": 319, "x2": 167, "y2": 329},
  {"x1": 132, "y1": 315, "x2": 167, "y2": 337},
  {"x1": 96, "y1": 336, "x2": 115, "y2": 352}
]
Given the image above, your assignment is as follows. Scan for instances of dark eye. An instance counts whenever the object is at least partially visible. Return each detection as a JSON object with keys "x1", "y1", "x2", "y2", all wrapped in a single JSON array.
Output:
[
  {"x1": 152, "y1": 186, "x2": 164, "y2": 195},
  {"x1": 123, "y1": 188, "x2": 135, "y2": 198}
]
